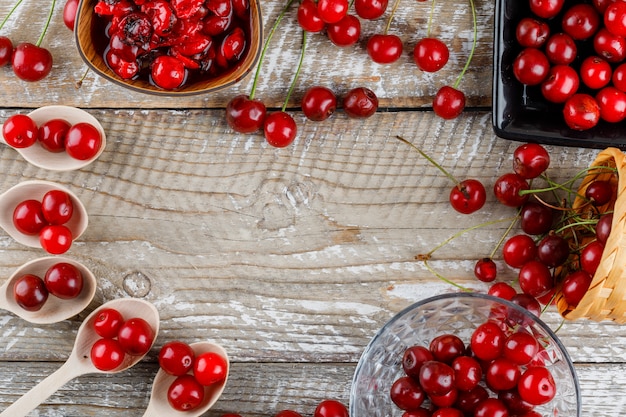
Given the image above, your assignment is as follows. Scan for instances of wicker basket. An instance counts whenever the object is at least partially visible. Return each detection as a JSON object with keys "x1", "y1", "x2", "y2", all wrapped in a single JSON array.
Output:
[{"x1": 555, "y1": 147, "x2": 626, "y2": 323}]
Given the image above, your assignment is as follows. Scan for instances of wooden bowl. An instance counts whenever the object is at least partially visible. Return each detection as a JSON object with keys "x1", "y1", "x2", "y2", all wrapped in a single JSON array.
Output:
[{"x1": 73, "y1": 0, "x2": 262, "y2": 96}]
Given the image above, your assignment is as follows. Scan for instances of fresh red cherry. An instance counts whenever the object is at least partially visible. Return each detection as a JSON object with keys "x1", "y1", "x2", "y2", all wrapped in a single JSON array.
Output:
[
  {"x1": 418, "y1": 360, "x2": 455, "y2": 396},
  {"x1": 429, "y1": 334, "x2": 465, "y2": 364},
  {"x1": 596, "y1": 213, "x2": 613, "y2": 244},
  {"x1": 326, "y1": 14, "x2": 361, "y2": 47},
  {"x1": 41, "y1": 189, "x2": 74, "y2": 225},
  {"x1": 314, "y1": 399, "x2": 349, "y2": 417},
  {"x1": 529, "y1": 0, "x2": 564, "y2": 19},
  {"x1": 39, "y1": 118, "x2": 70, "y2": 153},
  {"x1": 117, "y1": 317, "x2": 155, "y2": 356},
  {"x1": 343, "y1": 87, "x2": 378, "y2": 118},
  {"x1": 302, "y1": 86, "x2": 337, "y2": 121},
  {"x1": 596, "y1": 86, "x2": 626, "y2": 123},
  {"x1": 264, "y1": 111, "x2": 297, "y2": 148},
  {"x1": 451, "y1": 355, "x2": 482, "y2": 391},
  {"x1": 402, "y1": 345, "x2": 433, "y2": 379},
  {"x1": 561, "y1": 270, "x2": 593, "y2": 306},
  {"x1": 541, "y1": 64, "x2": 579, "y2": 104},
  {"x1": 367, "y1": 34, "x2": 403, "y2": 64},
  {"x1": 470, "y1": 321, "x2": 505, "y2": 361},
  {"x1": 226, "y1": 95, "x2": 267, "y2": 133},
  {"x1": 355, "y1": 0, "x2": 388, "y2": 19},
  {"x1": 151, "y1": 55, "x2": 186, "y2": 90},
  {"x1": 518, "y1": 260, "x2": 553, "y2": 298},
  {"x1": 488, "y1": 282, "x2": 517, "y2": 301},
  {"x1": 158, "y1": 341, "x2": 196, "y2": 376},
  {"x1": 413, "y1": 38, "x2": 449, "y2": 72},
  {"x1": 536, "y1": 233, "x2": 569, "y2": 267},
  {"x1": 44, "y1": 262, "x2": 84, "y2": 299},
  {"x1": 512, "y1": 47, "x2": 550, "y2": 86},
  {"x1": 604, "y1": 1, "x2": 626, "y2": 37},
  {"x1": 503, "y1": 331, "x2": 539, "y2": 366},
  {"x1": 3, "y1": 114, "x2": 38, "y2": 148},
  {"x1": 513, "y1": 143, "x2": 550, "y2": 179},
  {"x1": 561, "y1": 4, "x2": 600, "y2": 40},
  {"x1": 517, "y1": 366, "x2": 556, "y2": 405},
  {"x1": 516, "y1": 17, "x2": 550, "y2": 48},
  {"x1": 93, "y1": 307, "x2": 125, "y2": 339},
  {"x1": 593, "y1": 27, "x2": 626, "y2": 63},
  {"x1": 65, "y1": 122, "x2": 103, "y2": 160},
  {"x1": 545, "y1": 33, "x2": 577, "y2": 65},
  {"x1": 90, "y1": 338, "x2": 126, "y2": 371},
  {"x1": 433, "y1": 86, "x2": 465, "y2": 119},
  {"x1": 39, "y1": 224, "x2": 73, "y2": 254},
  {"x1": 193, "y1": 351, "x2": 228, "y2": 385},
  {"x1": 11, "y1": 43, "x2": 53, "y2": 82},
  {"x1": 13, "y1": 199, "x2": 47, "y2": 235},
  {"x1": 317, "y1": 0, "x2": 349, "y2": 24},
  {"x1": 63, "y1": 0, "x2": 79, "y2": 31},
  {"x1": 502, "y1": 234, "x2": 537, "y2": 268},
  {"x1": 168, "y1": 374, "x2": 205, "y2": 411},
  {"x1": 474, "y1": 258, "x2": 497, "y2": 282},
  {"x1": 519, "y1": 201, "x2": 554, "y2": 235},
  {"x1": 579, "y1": 56, "x2": 612, "y2": 90},
  {"x1": 562, "y1": 93, "x2": 600, "y2": 131},
  {"x1": 449, "y1": 179, "x2": 486, "y2": 214},
  {"x1": 13, "y1": 274, "x2": 48, "y2": 312},
  {"x1": 390, "y1": 376, "x2": 426, "y2": 410},
  {"x1": 485, "y1": 357, "x2": 521, "y2": 392},
  {"x1": 493, "y1": 172, "x2": 530, "y2": 207},
  {"x1": 0, "y1": 36, "x2": 13, "y2": 67},
  {"x1": 297, "y1": 0, "x2": 326, "y2": 33},
  {"x1": 585, "y1": 180, "x2": 614, "y2": 206}
]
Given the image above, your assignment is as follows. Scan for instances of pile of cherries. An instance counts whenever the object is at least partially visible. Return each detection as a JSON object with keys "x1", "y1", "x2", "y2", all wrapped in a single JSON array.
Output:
[
  {"x1": 157, "y1": 340, "x2": 228, "y2": 411},
  {"x1": 92, "y1": 0, "x2": 253, "y2": 90},
  {"x1": 13, "y1": 189, "x2": 77, "y2": 254},
  {"x1": 13, "y1": 262, "x2": 84, "y2": 312},
  {"x1": 2, "y1": 113, "x2": 103, "y2": 161},
  {"x1": 512, "y1": 0, "x2": 626, "y2": 130},
  {"x1": 90, "y1": 307, "x2": 156, "y2": 371},
  {"x1": 390, "y1": 317, "x2": 557, "y2": 416},
  {"x1": 218, "y1": 399, "x2": 349, "y2": 417}
]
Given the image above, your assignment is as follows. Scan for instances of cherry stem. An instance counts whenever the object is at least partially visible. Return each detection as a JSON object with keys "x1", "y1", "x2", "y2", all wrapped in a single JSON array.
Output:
[
  {"x1": 423, "y1": 260, "x2": 473, "y2": 292},
  {"x1": 248, "y1": 0, "x2": 297, "y2": 100},
  {"x1": 488, "y1": 213, "x2": 519, "y2": 260},
  {"x1": 395, "y1": 135, "x2": 459, "y2": 185},
  {"x1": 0, "y1": 0, "x2": 24, "y2": 32},
  {"x1": 453, "y1": 0, "x2": 476, "y2": 89},
  {"x1": 282, "y1": 29, "x2": 306, "y2": 112},
  {"x1": 36, "y1": 0, "x2": 56, "y2": 47},
  {"x1": 426, "y1": 0, "x2": 436, "y2": 37},
  {"x1": 383, "y1": 0, "x2": 402, "y2": 35}
]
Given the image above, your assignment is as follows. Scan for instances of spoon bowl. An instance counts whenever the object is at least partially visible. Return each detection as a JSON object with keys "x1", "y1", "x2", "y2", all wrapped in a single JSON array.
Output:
[
  {"x1": 0, "y1": 298, "x2": 160, "y2": 417},
  {"x1": 0, "y1": 256, "x2": 97, "y2": 324},
  {"x1": 0, "y1": 180, "x2": 88, "y2": 250},
  {"x1": 0, "y1": 105, "x2": 106, "y2": 171},
  {"x1": 143, "y1": 341, "x2": 229, "y2": 417}
]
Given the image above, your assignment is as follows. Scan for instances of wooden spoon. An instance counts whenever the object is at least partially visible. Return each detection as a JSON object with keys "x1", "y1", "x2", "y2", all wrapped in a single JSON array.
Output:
[
  {"x1": 0, "y1": 180, "x2": 88, "y2": 249},
  {"x1": 0, "y1": 298, "x2": 160, "y2": 417},
  {"x1": 0, "y1": 105, "x2": 106, "y2": 171},
  {"x1": 0, "y1": 256, "x2": 97, "y2": 324},
  {"x1": 142, "y1": 341, "x2": 229, "y2": 417}
]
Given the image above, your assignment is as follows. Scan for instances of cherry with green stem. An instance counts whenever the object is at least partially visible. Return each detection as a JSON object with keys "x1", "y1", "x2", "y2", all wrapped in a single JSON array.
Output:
[
  {"x1": 226, "y1": 0, "x2": 298, "y2": 134},
  {"x1": 366, "y1": 0, "x2": 403, "y2": 64},
  {"x1": 11, "y1": 0, "x2": 55, "y2": 81},
  {"x1": 432, "y1": 0, "x2": 477, "y2": 119},
  {"x1": 0, "y1": 0, "x2": 26, "y2": 67},
  {"x1": 413, "y1": 0, "x2": 449, "y2": 72},
  {"x1": 395, "y1": 135, "x2": 486, "y2": 215}
]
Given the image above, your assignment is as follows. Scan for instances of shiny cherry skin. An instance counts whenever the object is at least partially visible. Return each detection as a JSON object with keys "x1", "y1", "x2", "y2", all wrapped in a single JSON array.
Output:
[
  {"x1": 537, "y1": 233, "x2": 569, "y2": 267},
  {"x1": 0, "y1": 36, "x2": 13, "y2": 67},
  {"x1": 585, "y1": 180, "x2": 614, "y2": 205},
  {"x1": 390, "y1": 376, "x2": 425, "y2": 411},
  {"x1": 596, "y1": 213, "x2": 613, "y2": 243},
  {"x1": 580, "y1": 56, "x2": 612, "y2": 90},
  {"x1": 488, "y1": 282, "x2": 517, "y2": 301},
  {"x1": 402, "y1": 345, "x2": 433, "y2": 379},
  {"x1": 13, "y1": 274, "x2": 49, "y2": 311},
  {"x1": 326, "y1": 14, "x2": 361, "y2": 47},
  {"x1": 474, "y1": 258, "x2": 497, "y2": 282},
  {"x1": 41, "y1": 190, "x2": 73, "y2": 225},
  {"x1": 317, "y1": 0, "x2": 349, "y2": 24},
  {"x1": 264, "y1": 111, "x2": 297, "y2": 148},
  {"x1": 429, "y1": 334, "x2": 465, "y2": 364},
  {"x1": 226, "y1": 95, "x2": 267, "y2": 133},
  {"x1": 13, "y1": 199, "x2": 47, "y2": 235},
  {"x1": 541, "y1": 64, "x2": 579, "y2": 103},
  {"x1": 518, "y1": 260, "x2": 553, "y2": 298},
  {"x1": 611, "y1": 62, "x2": 626, "y2": 91},
  {"x1": 44, "y1": 262, "x2": 84, "y2": 299},
  {"x1": 90, "y1": 338, "x2": 126, "y2": 371},
  {"x1": 65, "y1": 122, "x2": 103, "y2": 160},
  {"x1": 512, "y1": 47, "x2": 550, "y2": 86},
  {"x1": 502, "y1": 234, "x2": 537, "y2": 268},
  {"x1": 302, "y1": 86, "x2": 337, "y2": 121},
  {"x1": 63, "y1": 0, "x2": 79, "y2": 31},
  {"x1": 39, "y1": 118, "x2": 70, "y2": 153},
  {"x1": 563, "y1": 93, "x2": 600, "y2": 130},
  {"x1": 473, "y1": 398, "x2": 509, "y2": 417},
  {"x1": 516, "y1": 17, "x2": 550, "y2": 48},
  {"x1": 529, "y1": 0, "x2": 564, "y2": 19},
  {"x1": 561, "y1": 270, "x2": 593, "y2": 306},
  {"x1": 413, "y1": 38, "x2": 449, "y2": 72},
  {"x1": 561, "y1": 4, "x2": 600, "y2": 40},
  {"x1": 314, "y1": 399, "x2": 349, "y2": 417},
  {"x1": 39, "y1": 224, "x2": 73, "y2": 254},
  {"x1": 355, "y1": 0, "x2": 388, "y2": 19},
  {"x1": 593, "y1": 27, "x2": 626, "y2": 63},
  {"x1": 449, "y1": 179, "x2": 486, "y2": 214},
  {"x1": 493, "y1": 172, "x2": 530, "y2": 207},
  {"x1": 11, "y1": 43, "x2": 53, "y2": 82},
  {"x1": 485, "y1": 357, "x2": 521, "y2": 391},
  {"x1": 168, "y1": 374, "x2": 205, "y2": 411},
  {"x1": 3, "y1": 114, "x2": 38, "y2": 148},
  {"x1": 419, "y1": 360, "x2": 455, "y2": 396},
  {"x1": 433, "y1": 86, "x2": 465, "y2": 119},
  {"x1": 581, "y1": 240, "x2": 604, "y2": 275},
  {"x1": 470, "y1": 321, "x2": 505, "y2": 361},
  {"x1": 604, "y1": 1, "x2": 626, "y2": 37},
  {"x1": 517, "y1": 366, "x2": 556, "y2": 405},
  {"x1": 193, "y1": 351, "x2": 228, "y2": 385},
  {"x1": 545, "y1": 33, "x2": 577, "y2": 65},
  {"x1": 367, "y1": 34, "x2": 403, "y2": 64},
  {"x1": 159, "y1": 341, "x2": 196, "y2": 376},
  {"x1": 451, "y1": 355, "x2": 482, "y2": 391},
  {"x1": 117, "y1": 317, "x2": 155, "y2": 355},
  {"x1": 596, "y1": 86, "x2": 626, "y2": 123},
  {"x1": 297, "y1": 0, "x2": 326, "y2": 33},
  {"x1": 519, "y1": 201, "x2": 553, "y2": 235},
  {"x1": 94, "y1": 307, "x2": 125, "y2": 339},
  {"x1": 503, "y1": 331, "x2": 539, "y2": 366},
  {"x1": 151, "y1": 55, "x2": 186, "y2": 90},
  {"x1": 343, "y1": 87, "x2": 378, "y2": 118}
]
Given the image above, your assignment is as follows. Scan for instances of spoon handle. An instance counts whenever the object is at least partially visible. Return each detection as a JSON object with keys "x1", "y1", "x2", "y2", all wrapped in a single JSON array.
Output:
[{"x1": 0, "y1": 359, "x2": 82, "y2": 417}]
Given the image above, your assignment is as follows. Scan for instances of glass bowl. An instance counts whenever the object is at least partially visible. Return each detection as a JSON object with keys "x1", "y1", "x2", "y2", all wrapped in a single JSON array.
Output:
[{"x1": 350, "y1": 292, "x2": 581, "y2": 416}]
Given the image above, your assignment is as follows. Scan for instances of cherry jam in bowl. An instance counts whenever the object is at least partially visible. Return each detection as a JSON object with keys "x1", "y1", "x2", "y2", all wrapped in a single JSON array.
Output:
[
  {"x1": 74, "y1": 0, "x2": 262, "y2": 96},
  {"x1": 350, "y1": 293, "x2": 581, "y2": 416}
]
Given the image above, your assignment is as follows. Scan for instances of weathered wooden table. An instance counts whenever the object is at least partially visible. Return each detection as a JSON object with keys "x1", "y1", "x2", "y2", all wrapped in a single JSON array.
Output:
[{"x1": 0, "y1": 1, "x2": 625, "y2": 416}]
